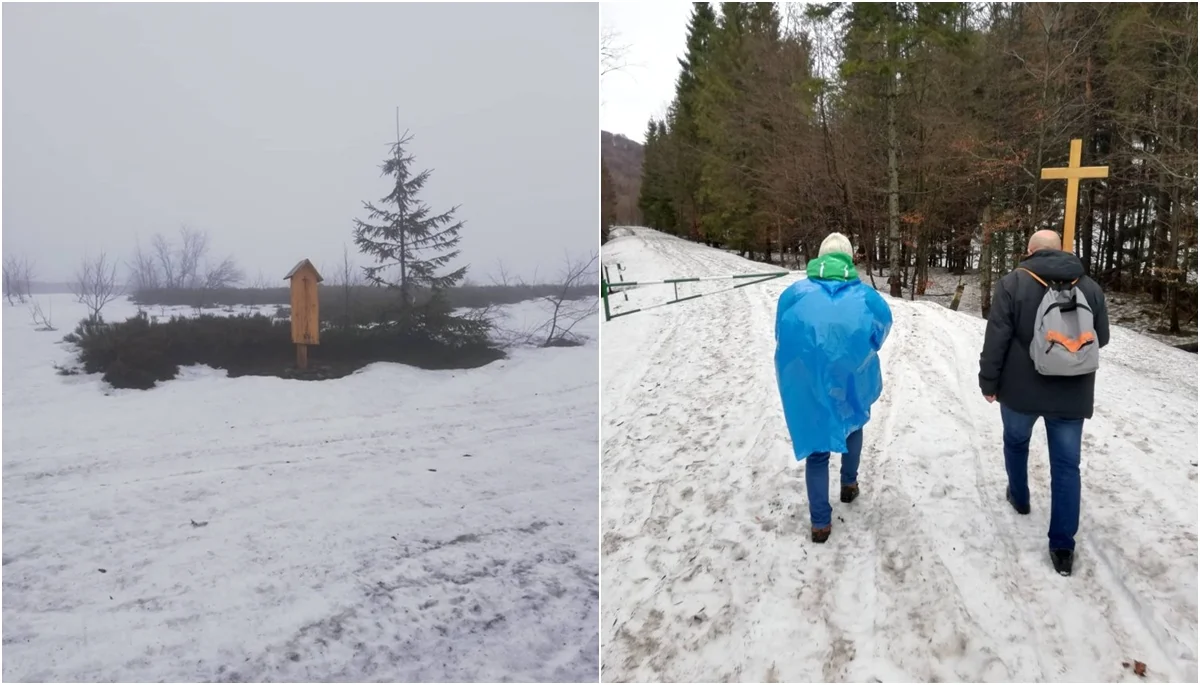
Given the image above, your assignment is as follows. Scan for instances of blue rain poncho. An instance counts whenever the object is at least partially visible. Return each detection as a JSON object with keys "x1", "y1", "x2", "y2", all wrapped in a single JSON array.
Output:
[{"x1": 774, "y1": 265, "x2": 893, "y2": 460}]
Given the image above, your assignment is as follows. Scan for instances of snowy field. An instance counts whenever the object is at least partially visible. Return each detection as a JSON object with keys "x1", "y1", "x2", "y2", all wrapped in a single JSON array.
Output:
[
  {"x1": 3, "y1": 294, "x2": 599, "y2": 682},
  {"x1": 601, "y1": 228, "x2": 1197, "y2": 683}
]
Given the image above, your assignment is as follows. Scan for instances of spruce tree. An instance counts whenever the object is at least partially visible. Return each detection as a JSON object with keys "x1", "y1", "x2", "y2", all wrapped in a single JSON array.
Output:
[
  {"x1": 639, "y1": 118, "x2": 677, "y2": 232},
  {"x1": 669, "y1": 3, "x2": 719, "y2": 238},
  {"x1": 353, "y1": 129, "x2": 468, "y2": 311}
]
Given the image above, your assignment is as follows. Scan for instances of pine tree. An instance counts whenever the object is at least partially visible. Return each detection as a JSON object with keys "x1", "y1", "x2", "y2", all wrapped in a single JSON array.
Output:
[{"x1": 353, "y1": 129, "x2": 468, "y2": 311}]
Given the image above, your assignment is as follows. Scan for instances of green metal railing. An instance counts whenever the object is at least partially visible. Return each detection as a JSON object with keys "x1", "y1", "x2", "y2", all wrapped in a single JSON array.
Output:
[{"x1": 601, "y1": 264, "x2": 795, "y2": 321}]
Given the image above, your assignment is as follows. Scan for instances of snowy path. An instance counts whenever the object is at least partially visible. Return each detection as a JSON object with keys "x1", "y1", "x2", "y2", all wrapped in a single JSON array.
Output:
[
  {"x1": 3, "y1": 297, "x2": 598, "y2": 682},
  {"x1": 601, "y1": 228, "x2": 1197, "y2": 683}
]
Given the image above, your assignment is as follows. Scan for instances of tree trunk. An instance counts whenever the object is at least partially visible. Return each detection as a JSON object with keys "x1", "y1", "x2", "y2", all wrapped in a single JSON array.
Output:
[
  {"x1": 886, "y1": 53, "x2": 902, "y2": 297},
  {"x1": 980, "y1": 205, "x2": 994, "y2": 319},
  {"x1": 1082, "y1": 185, "x2": 1096, "y2": 274},
  {"x1": 950, "y1": 278, "x2": 966, "y2": 312},
  {"x1": 1168, "y1": 183, "x2": 1183, "y2": 334}
]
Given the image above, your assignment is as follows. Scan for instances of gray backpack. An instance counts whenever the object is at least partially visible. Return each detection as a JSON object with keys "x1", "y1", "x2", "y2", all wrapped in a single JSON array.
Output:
[{"x1": 1020, "y1": 268, "x2": 1100, "y2": 377}]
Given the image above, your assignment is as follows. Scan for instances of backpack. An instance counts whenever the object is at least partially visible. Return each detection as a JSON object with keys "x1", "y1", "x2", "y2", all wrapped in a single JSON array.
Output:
[{"x1": 1019, "y1": 268, "x2": 1100, "y2": 377}]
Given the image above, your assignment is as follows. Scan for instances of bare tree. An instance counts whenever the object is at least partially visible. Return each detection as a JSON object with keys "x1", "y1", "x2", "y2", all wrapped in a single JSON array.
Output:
[
  {"x1": 192, "y1": 255, "x2": 243, "y2": 310},
  {"x1": 149, "y1": 225, "x2": 213, "y2": 289},
  {"x1": 3, "y1": 254, "x2": 21, "y2": 305},
  {"x1": 332, "y1": 243, "x2": 361, "y2": 329},
  {"x1": 179, "y1": 226, "x2": 210, "y2": 289},
  {"x1": 72, "y1": 251, "x2": 122, "y2": 322},
  {"x1": 4, "y1": 255, "x2": 35, "y2": 305},
  {"x1": 151, "y1": 232, "x2": 178, "y2": 290},
  {"x1": 538, "y1": 252, "x2": 599, "y2": 347},
  {"x1": 201, "y1": 256, "x2": 243, "y2": 290},
  {"x1": 602, "y1": 27, "x2": 630, "y2": 77},
  {"x1": 490, "y1": 259, "x2": 519, "y2": 288},
  {"x1": 19, "y1": 258, "x2": 34, "y2": 302},
  {"x1": 127, "y1": 239, "x2": 162, "y2": 292}
]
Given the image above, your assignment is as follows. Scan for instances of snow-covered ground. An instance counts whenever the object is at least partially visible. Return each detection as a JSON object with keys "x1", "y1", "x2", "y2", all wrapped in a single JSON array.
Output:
[
  {"x1": 3, "y1": 294, "x2": 598, "y2": 682},
  {"x1": 601, "y1": 228, "x2": 1197, "y2": 683}
]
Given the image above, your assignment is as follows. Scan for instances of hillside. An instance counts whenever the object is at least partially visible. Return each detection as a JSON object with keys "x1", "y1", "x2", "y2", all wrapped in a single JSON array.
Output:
[{"x1": 601, "y1": 131, "x2": 643, "y2": 226}]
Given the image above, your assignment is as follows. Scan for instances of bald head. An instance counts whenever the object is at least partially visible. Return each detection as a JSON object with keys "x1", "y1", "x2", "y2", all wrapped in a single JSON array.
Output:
[{"x1": 1027, "y1": 230, "x2": 1062, "y2": 254}]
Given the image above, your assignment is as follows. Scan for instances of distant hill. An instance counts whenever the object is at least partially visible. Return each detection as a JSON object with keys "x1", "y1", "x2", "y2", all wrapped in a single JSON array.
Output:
[{"x1": 601, "y1": 131, "x2": 643, "y2": 226}]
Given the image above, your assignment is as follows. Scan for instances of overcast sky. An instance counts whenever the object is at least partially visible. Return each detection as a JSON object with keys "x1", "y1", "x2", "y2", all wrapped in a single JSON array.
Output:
[
  {"x1": 600, "y1": 1, "x2": 691, "y2": 143},
  {"x1": 4, "y1": 3, "x2": 598, "y2": 284}
]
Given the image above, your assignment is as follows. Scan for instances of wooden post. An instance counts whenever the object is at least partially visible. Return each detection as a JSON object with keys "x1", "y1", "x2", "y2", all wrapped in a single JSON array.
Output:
[
  {"x1": 284, "y1": 259, "x2": 323, "y2": 370},
  {"x1": 1040, "y1": 139, "x2": 1109, "y2": 253}
]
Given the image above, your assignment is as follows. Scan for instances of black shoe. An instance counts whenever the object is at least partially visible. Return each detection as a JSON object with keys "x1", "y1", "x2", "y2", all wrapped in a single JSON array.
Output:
[
  {"x1": 1050, "y1": 548, "x2": 1074, "y2": 576},
  {"x1": 812, "y1": 526, "x2": 831, "y2": 543},
  {"x1": 1006, "y1": 488, "x2": 1030, "y2": 515},
  {"x1": 840, "y1": 483, "x2": 859, "y2": 504}
]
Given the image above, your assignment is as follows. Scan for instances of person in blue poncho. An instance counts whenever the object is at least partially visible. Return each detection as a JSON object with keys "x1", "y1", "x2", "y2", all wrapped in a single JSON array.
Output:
[{"x1": 775, "y1": 233, "x2": 893, "y2": 543}]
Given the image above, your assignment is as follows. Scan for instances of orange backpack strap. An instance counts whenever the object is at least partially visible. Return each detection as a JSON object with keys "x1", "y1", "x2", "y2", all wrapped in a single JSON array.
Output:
[{"x1": 1017, "y1": 267, "x2": 1048, "y2": 287}]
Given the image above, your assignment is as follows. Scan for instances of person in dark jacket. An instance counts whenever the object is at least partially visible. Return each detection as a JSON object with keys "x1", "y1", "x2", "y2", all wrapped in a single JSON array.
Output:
[{"x1": 979, "y1": 229, "x2": 1110, "y2": 577}]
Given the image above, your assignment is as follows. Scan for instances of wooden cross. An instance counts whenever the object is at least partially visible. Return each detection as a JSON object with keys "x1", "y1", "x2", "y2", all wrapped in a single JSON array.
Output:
[{"x1": 1040, "y1": 139, "x2": 1109, "y2": 253}]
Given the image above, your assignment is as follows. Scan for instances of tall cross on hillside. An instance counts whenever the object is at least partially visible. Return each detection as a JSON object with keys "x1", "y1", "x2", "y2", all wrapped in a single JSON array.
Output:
[{"x1": 1040, "y1": 139, "x2": 1109, "y2": 253}]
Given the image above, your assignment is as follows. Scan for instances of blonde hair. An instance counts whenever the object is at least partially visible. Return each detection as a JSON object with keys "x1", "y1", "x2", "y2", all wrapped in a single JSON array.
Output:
[{"x1": 818, "y1": 233, "x2": 854, "y2": 258}]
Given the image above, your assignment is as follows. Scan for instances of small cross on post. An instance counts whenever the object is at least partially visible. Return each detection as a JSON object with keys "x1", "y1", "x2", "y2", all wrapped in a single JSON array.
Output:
[{"x1": 1040, "y1": 139, "x2": 1109, "y2": 253}]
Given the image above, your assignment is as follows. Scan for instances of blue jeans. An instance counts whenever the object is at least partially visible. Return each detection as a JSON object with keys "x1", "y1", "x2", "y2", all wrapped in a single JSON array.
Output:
[
  {"x1": 1001, "y1": 404, "x2": 1084, "y2": 550},
  {"x1": 805, "y1": 429, "x2": 863, "y2": 529}
]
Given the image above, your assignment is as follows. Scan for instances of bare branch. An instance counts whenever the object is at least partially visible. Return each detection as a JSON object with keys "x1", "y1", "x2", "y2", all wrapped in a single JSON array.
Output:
[
  {"x1": 72, "y1": 251, "x2": 122, "y2": 322},
  {"x1": 539, "y1": 251, "x2": 599, "y2": 347},
  {"x1": 602, "y1": 27, "x2": 630, "y2": 77},
  {"x1": 29, "y1": 298, "x2": 55, "y2": 331}
]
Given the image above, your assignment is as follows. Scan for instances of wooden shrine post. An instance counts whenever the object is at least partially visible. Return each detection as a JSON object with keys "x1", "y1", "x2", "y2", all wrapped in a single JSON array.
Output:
[
  {"x1": 284, "y1": 259, "x2": 323, "y2": 370},
  {"x1": 1040, "y1": 139, "x2": 1109, "y2": 253}
]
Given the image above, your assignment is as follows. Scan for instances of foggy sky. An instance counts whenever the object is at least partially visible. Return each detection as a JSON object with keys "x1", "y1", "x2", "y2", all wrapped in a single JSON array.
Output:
[
  {"x1": 600, "y1": 1, "x2": 690, "y2": 143},
  {"x1": 3, "y1": 3, "x2": 598, "y2": 284}
]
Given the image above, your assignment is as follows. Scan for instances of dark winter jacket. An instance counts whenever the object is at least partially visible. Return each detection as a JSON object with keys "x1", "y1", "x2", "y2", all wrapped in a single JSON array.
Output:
[{"x1": 978, "y1": 249, "x2": 1110, "y2": 419}]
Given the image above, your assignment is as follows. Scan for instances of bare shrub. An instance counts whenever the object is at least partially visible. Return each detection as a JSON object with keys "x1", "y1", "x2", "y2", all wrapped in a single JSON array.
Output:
[
  {"x1": 539, "y1": 252, "x2": 598, "y2": 347},
  {"x1": 72, "y1": 251, "x2": 122, "y2": 322},
  {"x1": 29, "y1": 299, "x2": 55, "y2": 331},
  {"x1": 492, "y1": 253, "x2": 599, "y2": 348}
]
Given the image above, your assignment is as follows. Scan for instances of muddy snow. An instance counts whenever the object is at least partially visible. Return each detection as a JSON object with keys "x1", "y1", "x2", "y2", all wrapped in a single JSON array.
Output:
[
  {"x1": 3, "y1": 295, "x2": 598, "y2": 682},
  {"x1": 601, "y1": 228, "x2": 1197, "y2": 683}
]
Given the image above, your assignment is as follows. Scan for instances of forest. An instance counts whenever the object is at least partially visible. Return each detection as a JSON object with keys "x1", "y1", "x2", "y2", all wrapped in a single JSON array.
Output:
[{"x1": 627, "y1": 2, "x2": 1197, "y2": 332}]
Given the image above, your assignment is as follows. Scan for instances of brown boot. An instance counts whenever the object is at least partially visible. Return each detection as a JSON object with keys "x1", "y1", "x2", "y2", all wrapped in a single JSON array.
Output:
[
  {"x1": 812, "y1": 526, "x2": 831, "y2": 543},
  {"x1": 840, "y1": 483, "x2": 859, "y2": 504}
]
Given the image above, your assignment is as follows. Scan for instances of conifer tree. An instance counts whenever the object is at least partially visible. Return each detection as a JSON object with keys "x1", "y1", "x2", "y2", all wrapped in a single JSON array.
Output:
[
  {"x1": 668, "y1": 2, "x2": 719, "y2": 238},
  {"x1": 639, "y1": 119, "x2": 677, "y2": 232},
  {"x1": 353, "y1": 128, "x2": 468, "y2": 311}
]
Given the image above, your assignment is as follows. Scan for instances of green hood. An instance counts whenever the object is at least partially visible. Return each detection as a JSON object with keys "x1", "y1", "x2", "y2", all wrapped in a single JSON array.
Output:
[{"x1": 806, "y1": 253, "x2": 859, "y2": 282}]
